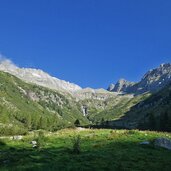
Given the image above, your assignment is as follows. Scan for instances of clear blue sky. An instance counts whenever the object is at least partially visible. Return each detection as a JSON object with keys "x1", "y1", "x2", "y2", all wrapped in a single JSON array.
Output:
[{"x1": 0, "y1": 0, "x2": 171, "y2": 88}]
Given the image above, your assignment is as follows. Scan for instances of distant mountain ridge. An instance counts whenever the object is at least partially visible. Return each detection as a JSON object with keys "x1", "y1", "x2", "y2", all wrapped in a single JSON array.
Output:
[
  {"x1": 108, "y1": 63, "x2": 171, "y2": 94},
  {"x1": 0, "y1": 59, "x2": 82, "y2": 93},
  {"x1": 0, "y1": 58, "x2": 171, "y2": 134},
  {"x1": 0, "y1": 59, "x2": 171, "y2": 96},
  {"x1": 107, "y1": 79, "x2": 135, "y2": 92}
]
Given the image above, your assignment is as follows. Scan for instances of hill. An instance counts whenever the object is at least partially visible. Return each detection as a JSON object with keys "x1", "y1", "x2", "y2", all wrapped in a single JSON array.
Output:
[
  {"x1": 0, "y1": 61, "x2": 171, "y2": 134},
  {"x1": 107, "y1": 82, "x2": 171, "y2": 131},
  {"x1": 0, "y1": 71, "x2": 89, "y2": 135}
]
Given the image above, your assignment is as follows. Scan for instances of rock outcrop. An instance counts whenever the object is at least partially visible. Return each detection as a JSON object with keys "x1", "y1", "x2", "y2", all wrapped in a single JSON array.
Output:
[
  {"x1": 73, "y1": 88, "x2": 120, "y2": 100},
  {"x1": 109, "y1": 79, "x2": 135, "y2": 93},
  {"x1": 154, "y1": 138, "x2": 171, "y2": 150},
  {"x1": 108, "y1": 63, "x2": 171, "y2": 94}
]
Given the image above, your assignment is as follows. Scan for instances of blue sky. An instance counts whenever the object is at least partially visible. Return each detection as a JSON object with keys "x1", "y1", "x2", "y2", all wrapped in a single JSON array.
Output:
[{"x1": 0, "y1": 0, "x2": 171, "y2": 88}]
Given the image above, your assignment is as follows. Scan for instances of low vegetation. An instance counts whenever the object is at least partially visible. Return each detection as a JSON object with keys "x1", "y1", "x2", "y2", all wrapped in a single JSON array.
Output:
[
  {"x1": 0, "y1": 72, "x2": 89, "y2": 135},
  {"x1": 0, "y1": 129, "x2": 171, "y2": 171}
]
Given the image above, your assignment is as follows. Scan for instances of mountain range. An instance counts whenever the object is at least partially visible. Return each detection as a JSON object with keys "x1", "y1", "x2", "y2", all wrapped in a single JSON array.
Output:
[
  {"x1": 108, "y1": 63, "x2": 171, "y2": 94},
  {"x1": 0, "y1": 59, "x2": 171, "y2": 135},
  {"x1": 0, "y1": 59, "x2": 82, "y2": 93}
]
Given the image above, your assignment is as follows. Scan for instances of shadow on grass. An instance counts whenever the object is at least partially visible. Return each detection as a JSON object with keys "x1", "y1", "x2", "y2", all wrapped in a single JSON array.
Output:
[{"x1": 0, "y1": 137, "x2": 171, "y2": 171}]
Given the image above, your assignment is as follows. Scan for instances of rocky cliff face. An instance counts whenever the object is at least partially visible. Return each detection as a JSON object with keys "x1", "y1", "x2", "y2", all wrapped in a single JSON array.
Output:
[
  {"x1": 108, "y1": 63, "x2": 171, "y2": 94},
  {"x1": 74, "y1": 88, "x2": 119, "y2": 100},
  {"x1": 108, "y1": 79, "x2": 135, "y2": 93},
  {"x1": 0, "y1": 59, "x2": 82, "y2": 93},
  {"x1": 136, "y1": 63, "x2": 171, "y2": 93},
  {"x1": 107, "y1": 84, "x2": 115, "y2": 91}
]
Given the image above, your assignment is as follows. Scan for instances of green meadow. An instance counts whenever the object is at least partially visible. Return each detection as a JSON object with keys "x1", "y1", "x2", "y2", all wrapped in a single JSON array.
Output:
[{"x1": 0, "y1": 129, "x2": 171, "y2": 171}]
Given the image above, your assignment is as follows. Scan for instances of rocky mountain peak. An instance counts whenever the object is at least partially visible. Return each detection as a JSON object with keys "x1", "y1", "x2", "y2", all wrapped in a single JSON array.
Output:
[
  {"x1": 108, "y1": 78, "x2": 135, "y2": 93},
  {"x1": 0, "y1": 59, "x2": 18, "y2": 70},
  {"x1": 0, "y1": 59, "x2": 82, "y2": 93},
  {"x1": 142, "y1": 63, "x2": 171, "y2": 80},
  {"x1": 107, "y1": 84, "x2": 115, "y2": 91},
  {"x1": 108, "y1": 63, "x2": 171, "y2": 94}
]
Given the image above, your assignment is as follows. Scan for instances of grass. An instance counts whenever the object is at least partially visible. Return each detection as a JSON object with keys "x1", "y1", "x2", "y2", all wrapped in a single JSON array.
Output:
[{"x1": 0, "y1": 129, "x2": 171, "y2": 171}]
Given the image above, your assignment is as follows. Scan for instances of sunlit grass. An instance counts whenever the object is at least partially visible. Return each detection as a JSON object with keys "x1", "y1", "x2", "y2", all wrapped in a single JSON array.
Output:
[{"x1": 0, "y1": 129, "x2": 171, "y2": 171}]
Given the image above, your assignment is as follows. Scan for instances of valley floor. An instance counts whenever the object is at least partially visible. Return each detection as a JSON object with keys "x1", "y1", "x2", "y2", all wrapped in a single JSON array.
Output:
[{"x1": 0, "y1": 129, "x2": 171, "y2": 171}]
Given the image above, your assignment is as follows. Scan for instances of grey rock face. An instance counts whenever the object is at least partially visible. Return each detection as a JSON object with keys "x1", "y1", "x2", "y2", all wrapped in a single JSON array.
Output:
[
  {"x1": 136, "y1": 63, "x2": 171, "y2": 93},
  {"x1": 13, "y1": 136, "x2": 23, "y2": 140},
  {"x1": 154, "y1": 138, "x2": 171, "y2": 150},
  {"x1": 110, "y1": 79, "x2": 135, "y2": 93},
  {"x1": 0, "y1": 59, "x2": 82, "y2": 93},
  {"x1": 31, "y1": 141, "x2": 37, "y2": 148},
  {"x1": 107, "y1": 84, "x2": 115, "y2": 91},
  {"x1": 74, "y1": 88, "x2": 120, "y2": 100},
  {"x1": 108, "y1": 63, "x2": 171, "y2": 94},
  {"x1": 139, "y1": 141, "x2": 150, "y2": 145}
]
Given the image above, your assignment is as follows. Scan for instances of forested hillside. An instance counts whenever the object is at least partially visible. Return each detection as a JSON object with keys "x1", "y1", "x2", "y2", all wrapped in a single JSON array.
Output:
[
  {"x1": 0, "y1": 72, "x2": 89, "y2": 135},
  {"x1": 107, "y1": 82, "x2": 171, "y2": 131}
]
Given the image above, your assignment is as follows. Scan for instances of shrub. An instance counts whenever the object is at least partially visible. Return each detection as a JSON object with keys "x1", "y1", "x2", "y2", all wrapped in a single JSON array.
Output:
[
  {"x1": 0, "y1": 126, "x2": 28, "y2": 136},
  {"x1": 0, "y1": 139, "x2": 6, "y2": 146},
  {"x1": 34, "y1": 131, "x2": 46, "y2": 149},
  {"x1": 74, "y1": 119, "x2": 80, "y2": 127},
  {"x1": 72, "y1": 135, "x2": 81, "y2": 154}
]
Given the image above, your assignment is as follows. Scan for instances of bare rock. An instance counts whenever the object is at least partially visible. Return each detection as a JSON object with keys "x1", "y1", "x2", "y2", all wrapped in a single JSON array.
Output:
[
  {"x1": 108, "y1": 63, "x2": 171, "y2": 94},
  {"x1": 154, "y1": 138, "x2": 171, "y2": 150},
  {"x1": 13, "y1": 135, "x2": 23, "y2": 140},
  {"x1": 31, "y1": 140, "x2": 37, "y2": 148},
  {"x1": 140, "y1": 141, "x2": 150, "y2": 145}
]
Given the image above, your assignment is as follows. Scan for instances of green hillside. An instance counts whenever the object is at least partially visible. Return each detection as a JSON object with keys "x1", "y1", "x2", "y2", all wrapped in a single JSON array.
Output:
[
  {"x1": 0, "y1": 72, "x2": 89, "y2": 135},
  {"x1": 0, "y1": 70, "x2": 171, "y2": 135},
  {"x1": 107, "y1": 82, "x2": 171, "y2": 131},
  {"x1": 131, "y1": 82, "x2": 171, "y2": 131},
  {"x1": 87, "y1": 93, "x2": 150, "y2": 123}
]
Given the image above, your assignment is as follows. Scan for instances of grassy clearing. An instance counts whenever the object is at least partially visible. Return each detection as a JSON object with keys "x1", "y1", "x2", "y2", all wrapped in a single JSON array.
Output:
[{"x1": 0, "y1": 129, "x2": 171, "y2": 171}]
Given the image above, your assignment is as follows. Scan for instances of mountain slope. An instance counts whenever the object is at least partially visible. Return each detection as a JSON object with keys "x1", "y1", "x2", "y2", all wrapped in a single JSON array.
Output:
[
  {"x1": 108, "y1": 63, "x2": 171, "y2": 94},
  {"x1": 74, "y1": 88, "x2": 134, "y2": 122},
  {"x1": 0, "y1": 59, "x2": 171, "y2": 134},
  {"x1": 88, "y1": 93, "x2": 150, "y2": 124},
  {"x1": 107, "y1": 79, "x2": 135, "y2": 92},
  {"x1": 0, "y1": 71, "x2": 89, "y2": 135},
  {"x1": 0, "y1": 59, "x2": 82, "y2": 93},
  {"x1": 107, "y1": 82, "x2": 171, "y2": 131},
  {"x1": 0, "y1": 71, "x2": 136, "y2": 135}
]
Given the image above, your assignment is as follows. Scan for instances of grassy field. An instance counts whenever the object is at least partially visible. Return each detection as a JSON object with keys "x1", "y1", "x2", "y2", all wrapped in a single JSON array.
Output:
[{"x1": 0, "y1": 129, "x2": 171, "y2": 171}]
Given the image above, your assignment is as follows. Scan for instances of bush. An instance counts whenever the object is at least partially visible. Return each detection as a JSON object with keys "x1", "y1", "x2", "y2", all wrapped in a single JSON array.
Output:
[
  {"x1": 74, "y1": 119, "x2": 80, "y2": 127},
  {"x1": 0, "y1": 139, "x2": 6, "y2": 146},
  {"x1": 72, "y1": 135, "x2": 81, "y2": 154},
  {"x1": 0, "y1": 126, "x2": 28, "y2": 136},
  {"x1": 34, "y1": 131, "x2": 46, "y2": 149}
]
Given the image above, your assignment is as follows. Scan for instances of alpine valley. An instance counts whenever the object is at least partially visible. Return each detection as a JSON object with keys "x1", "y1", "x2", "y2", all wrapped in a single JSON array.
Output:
[{"x1": 0, "y1": 59, "x2": 171, "y2": 135}]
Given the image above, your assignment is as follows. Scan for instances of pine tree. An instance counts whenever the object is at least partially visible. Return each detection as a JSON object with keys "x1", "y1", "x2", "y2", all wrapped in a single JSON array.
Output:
[
  {"x1": 100, "y1": 118, "x2": 105, "y2": 126},
  {"x1": 39, "y1": 116, "x2": 44, "y2": 129},
  {"x1": 26, "y1": 114, "x2": 32, "y2": 130},
  {"x1": 74, "y1": 119, "x2": 80, "y2": 127},
  {"x1": 160, "y1": 112, "x2": 168, "y2": 131},
  {"x1": 148, "y1": 113, "x2": 156, "y2": 130}
]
